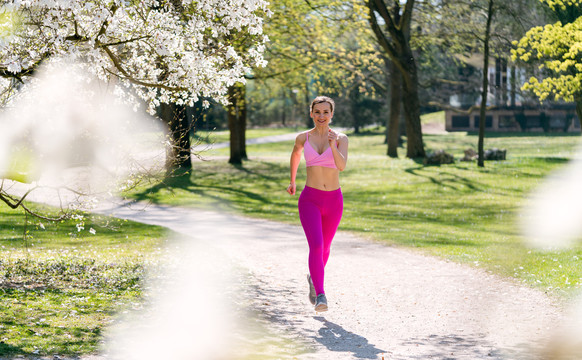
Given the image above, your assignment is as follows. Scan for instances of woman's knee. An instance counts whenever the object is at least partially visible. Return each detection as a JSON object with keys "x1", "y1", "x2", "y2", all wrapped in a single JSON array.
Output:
[{"x1": 309, "y1": 242, "x2": 324, "y2": 254}]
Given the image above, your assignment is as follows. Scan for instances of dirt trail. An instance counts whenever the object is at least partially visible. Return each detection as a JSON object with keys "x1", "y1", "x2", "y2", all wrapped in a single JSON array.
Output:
[{"x1": 94, "y1": 201, "x2": 562, "y2": 360}]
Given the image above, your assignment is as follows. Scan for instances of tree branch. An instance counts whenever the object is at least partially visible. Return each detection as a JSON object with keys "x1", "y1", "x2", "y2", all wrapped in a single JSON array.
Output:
[
  {"x1": 0, "y1": 189, "x2": 68, "y2": 222},
  {"x1": 247, "y1": 58, "x2": 318, "y2": 80},
  {"x1": 372, "y1": 0, "x2": 396, "y2": 30},
  {"x1": 367, "y1": 1, "x2": 408, "y2": 76},
  {"x1": 368, "y1": 76, "x2": 387, "y2": 92},
  {"x1": 303, "y1": 0, "x2": 353, "y2": 21},
  {"x1": 100, "y1": 44, "x2": 188, "y2": 92},
  {"x1": 0, "y1": 186, "x2": 35, "y2": 209},
  {"x1": 400, "y1": 0, "x2": 415, "y2": 33},
  {"x1": 98, "y1": 36, "x2": 151, "y2": 48},
  {"x1": 367, "y1": 2, "x2": 398, "y2": 58},
  {"x1": 0, "y1": 52, "x2": 51, "y2": 82}
]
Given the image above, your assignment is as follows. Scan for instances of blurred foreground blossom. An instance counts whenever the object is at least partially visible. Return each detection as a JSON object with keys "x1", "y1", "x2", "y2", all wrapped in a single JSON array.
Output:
[
  {"x1": 0, "y1": 60, "x2": 167, "y2": 225},
  {"x1": 104, "y1": 237, "x2": 237, "y2": 360},
  {"x1": 0, "y1": 61, "x2": 164, "y2": 193},
  {"x1": 521, "y1": 145, "x2": 582, "y2": 359},
  {"x1": 521, "y1": 147, "x2": 582, "y2": 250}
]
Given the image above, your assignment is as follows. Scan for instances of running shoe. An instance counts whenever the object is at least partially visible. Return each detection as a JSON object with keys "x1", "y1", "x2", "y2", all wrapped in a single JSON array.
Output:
[
  {"x1": 315, "y1": 294, "x2": 328, "y2": 312},
  {"x1": 307, "y1": 274, "x2": 316, "y2": 305}
]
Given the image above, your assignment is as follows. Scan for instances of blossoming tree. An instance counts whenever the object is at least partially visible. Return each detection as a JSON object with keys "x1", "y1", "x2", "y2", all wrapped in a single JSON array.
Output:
[
  {"x1": 0, "y1": 0, "x2": 270, "y2": 220},
  {"x1": 0, "y1": 0, "x2": 270, "y2": 170}
]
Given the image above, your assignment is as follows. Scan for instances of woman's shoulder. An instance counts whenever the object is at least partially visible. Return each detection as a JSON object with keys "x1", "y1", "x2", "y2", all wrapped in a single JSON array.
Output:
[
  {"x1": 295, "y1": 130, "x2": 309, "y2": 143},
  {"x1": 336, "y1": 130, "x2": 348, "y2": 141}
]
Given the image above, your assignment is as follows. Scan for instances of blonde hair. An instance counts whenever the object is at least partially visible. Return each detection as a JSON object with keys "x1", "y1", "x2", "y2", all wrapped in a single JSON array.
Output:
[{"x1": 310, "y1": 96, "x2": 335, "y2": 113}]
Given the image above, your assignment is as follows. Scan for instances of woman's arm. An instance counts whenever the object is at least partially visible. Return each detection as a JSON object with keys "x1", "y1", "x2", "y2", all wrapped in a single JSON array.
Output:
[
  {"x1": 328, "y1": 130, "x2": 348, "y2": 171},
  {"x1": 287, "y1": 133, "x2": 305, "y2": 195}
]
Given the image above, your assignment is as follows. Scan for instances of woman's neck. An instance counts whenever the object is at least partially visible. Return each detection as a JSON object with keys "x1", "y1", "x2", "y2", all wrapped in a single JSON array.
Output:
[{"x1": 313, "y1": 125, "x2": 329, "y2": 136}]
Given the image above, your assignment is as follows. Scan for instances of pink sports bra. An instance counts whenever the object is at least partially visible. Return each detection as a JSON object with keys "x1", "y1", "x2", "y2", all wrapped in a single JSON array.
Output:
[{"x1": 304, "y1": 132, "x2": 337, "y2": 169}]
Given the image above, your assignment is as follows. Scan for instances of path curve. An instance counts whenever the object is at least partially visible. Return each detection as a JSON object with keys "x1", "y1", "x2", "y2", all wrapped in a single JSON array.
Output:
[{"x1": 95, "y1": 201, "x2": 562, "y2": 360}]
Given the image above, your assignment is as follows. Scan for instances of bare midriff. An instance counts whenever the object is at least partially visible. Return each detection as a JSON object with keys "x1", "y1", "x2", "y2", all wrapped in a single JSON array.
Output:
[{"x1": 305, "y1": 166, "x2": 340, "y2": 191}]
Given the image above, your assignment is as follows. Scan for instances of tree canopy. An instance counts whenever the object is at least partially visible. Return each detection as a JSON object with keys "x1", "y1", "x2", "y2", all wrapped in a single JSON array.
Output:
[
  {"x1": 250, "y1": 0, "x2": 381, "y2": 123},
  {"x1": 512, "y1": 0, "x2": 582, "y2": 108},
  {"x1": 0, "y1": 0, "x2": 271, "y2": 111}
]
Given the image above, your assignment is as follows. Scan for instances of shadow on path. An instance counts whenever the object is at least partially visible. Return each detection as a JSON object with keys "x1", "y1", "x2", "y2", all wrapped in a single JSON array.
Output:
[
  {"x1": 313, "y1": 316, "x2": 387, "y2": 359},
  {"x1": 397, "y1": 333, "x2": 539, "y2": 360}
]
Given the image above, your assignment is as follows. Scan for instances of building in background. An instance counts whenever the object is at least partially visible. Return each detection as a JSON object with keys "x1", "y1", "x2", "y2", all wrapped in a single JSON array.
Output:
[{"x1": 445, "y1": 56, "x2": 580, "y2": 133}]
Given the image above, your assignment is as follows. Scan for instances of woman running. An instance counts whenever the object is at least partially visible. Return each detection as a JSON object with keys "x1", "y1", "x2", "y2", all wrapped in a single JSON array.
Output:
[{"x1": 286, "y1": 96, "x2": 348, "y2": 312}]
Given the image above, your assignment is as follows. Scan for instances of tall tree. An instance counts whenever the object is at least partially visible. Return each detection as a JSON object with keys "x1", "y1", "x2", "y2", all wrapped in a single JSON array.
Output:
[
  {"x1": 227, "y1": 0, "x2": 323, "y2": 164},
  {"x1": 367, "y1": 0, "x2": 425, "y2": 159}
]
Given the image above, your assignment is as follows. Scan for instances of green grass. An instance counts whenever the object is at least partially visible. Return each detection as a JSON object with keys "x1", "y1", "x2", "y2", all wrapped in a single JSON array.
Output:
[
  {"x1": 0, "y1": 205, "x2": 170, "y2": 356},
  {"x1": 129, "y1": 128, "x2": 582, "y2": 298},
  {"x1": 421, "y1": 110, "x2": 445, "y2": 125}
]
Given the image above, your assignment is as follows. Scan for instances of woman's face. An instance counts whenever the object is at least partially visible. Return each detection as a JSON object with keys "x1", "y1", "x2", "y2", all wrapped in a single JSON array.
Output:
[{"x1": 310, "y1": 102, "x2": 333, "y2": 127}]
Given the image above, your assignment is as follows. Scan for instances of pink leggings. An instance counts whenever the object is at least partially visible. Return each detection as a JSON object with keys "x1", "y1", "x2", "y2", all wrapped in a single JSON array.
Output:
[{"x1": 298, "y1": 186, "x2": 343, "y2": 295}]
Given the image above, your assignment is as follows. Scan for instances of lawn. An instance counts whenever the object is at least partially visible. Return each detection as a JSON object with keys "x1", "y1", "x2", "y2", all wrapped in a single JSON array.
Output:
[
  {"x1": 130, "y1": 127, "x2": 582, "y2": 298},
  {"x1": 0, "y1": 205, "x2": 171, "y2": 356}
]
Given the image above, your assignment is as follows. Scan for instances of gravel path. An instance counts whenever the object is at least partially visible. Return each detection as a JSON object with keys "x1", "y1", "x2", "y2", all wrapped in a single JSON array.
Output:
[{"x1": 93, "y1": 201, "x2": 563, "y2": 360}]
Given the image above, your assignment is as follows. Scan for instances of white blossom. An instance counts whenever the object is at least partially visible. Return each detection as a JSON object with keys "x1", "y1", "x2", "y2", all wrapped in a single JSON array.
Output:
[{"x1": 0, "y1": 0, "x2": 270, "y2": 108}]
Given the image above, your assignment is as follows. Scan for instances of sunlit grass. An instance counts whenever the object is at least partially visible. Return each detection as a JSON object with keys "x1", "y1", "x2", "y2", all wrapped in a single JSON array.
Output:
[
  {"x1": 128, "y1": 128, "x2": 582, "y2": 297},
  {"x1": 421, "y1": 110, "x2": 445, "y2": 125},
  {"x1": 0, "y1": 205, "x2": 170, "y2": 356}
]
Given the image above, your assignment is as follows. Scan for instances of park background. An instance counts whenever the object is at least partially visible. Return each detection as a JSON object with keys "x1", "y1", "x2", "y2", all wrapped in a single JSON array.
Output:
[{"x1": 0, "y1": 0, "x2": 582, "y2": 358}]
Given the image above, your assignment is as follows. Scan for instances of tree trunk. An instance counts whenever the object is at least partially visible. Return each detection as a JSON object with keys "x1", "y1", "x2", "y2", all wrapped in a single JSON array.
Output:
[
  {"x1": 305, "y1": 82, "x2": 311, "y2": 127},
  {"x1": 387, "y1": 59, "x2": 401, "y2": 157},
  {"x1": 228, "y1": 83, "x2": 247, "y2": 164},
  {"x1": 400, "y1": 52, "x2": 425, "y2": 159},
  {"x1": 161, "y1": 102, "x2": 192, "y2": 173},
  {"x1": 478, "y1": 0, "x2": 494, "y2": 168},
  {"x1": 575, "y1": 97, "x2": 582, "y2": 131},
  {"x1": 281, "y1": 105, "x2": 286, "y2": 126},
  {"x1": 510, "y1": 65, "x2": 517, "y2": 108},
  {"x1": 351, "y1": 88, "x2": 361, "y2": 134},
  {"x1": 353, "y1": 110, "x2": 361, "y2": 134},
  {"x1": 304, "y1": 91, "x2": 312, "y2": 128}
]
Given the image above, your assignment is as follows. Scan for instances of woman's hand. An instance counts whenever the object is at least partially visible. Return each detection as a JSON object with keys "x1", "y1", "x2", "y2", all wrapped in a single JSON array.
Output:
[
  {"x1": 328, "y1": 129, "x2": 339, "y2": 148},
  {"x1": 287, "y1": 182, "x2": 296, "y2": 195}
]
